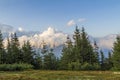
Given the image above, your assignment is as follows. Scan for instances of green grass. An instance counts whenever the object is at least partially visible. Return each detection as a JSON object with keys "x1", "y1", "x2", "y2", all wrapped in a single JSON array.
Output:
[{"x1": 0, "y1": 70, "x2": 120, "y2": 80}]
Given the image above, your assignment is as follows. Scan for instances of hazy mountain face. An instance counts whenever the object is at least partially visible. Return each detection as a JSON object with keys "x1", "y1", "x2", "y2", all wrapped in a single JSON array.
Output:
[
  {"x1": 3, "y1": 27, "x2": 67, "y2": 48},
  {"x1": 0, "y1": 23, "x2": 117, "y2": 55},
  {"x1": 0, "y1": 24, "x2": 14, "y2": 33},
  {"x1": 96, "y1": 34, "x2": 116, "y2": 50}
]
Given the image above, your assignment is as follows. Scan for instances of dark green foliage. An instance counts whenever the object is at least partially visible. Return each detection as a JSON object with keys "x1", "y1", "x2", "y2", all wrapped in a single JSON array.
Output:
[
  {"x1": 43, "y1": 49, "x2": 58, "y2": 70},
  {"x1": 93, "y1": 41, "x2": 100, "y2": 64},
  {"x1": 81, "y1": 62, "x2": 100, "y2": 71},
  {"x1": 0, "y1": 63, "x2": 33, "y2": 71},
  {"x1": 68, "y1": 60, "x2": 81, "y2": 70},
  {"x1": 73, "y1": 26, "x2": 82, "y2": 63},
  {"x1": 6, "y1": 37, "x2": 13, "y2": 64},
  {"x1": 60, "y1": 36, "x2": 74, "y2": 70},
  {"x1": 0, "y1": 30, "x2": 6, "y2": 64},
  {"x1": 9, "y1": 33, "x2": 21, "y2": 63},
  {"x1": 21, "y1": 41, "x2": 35, "y2": 64},
  {"x1": 108, "y1": 51, "x2": 113, "y2": 69},
  {"x1": 0, "y1": 26, "x2": 119, "y2": 71},
  {"x1": 100, "y1": 50, "x2": 105, "y2": 70},
  {"x1": 80, "y1": 27, "x2": 97, "y2": 65},
  {"x1": 112, "y1": 36, "x2": 120, "y2": 70},
  {"x1": 61, "y1": 26, "x2": 101, "y2": 70},
  {"x1": 1, "y1": 33, "x2": 40, "y2": 70},
  {"x1": 33, "y1": 53, "x2": 42, "y2": 69}
]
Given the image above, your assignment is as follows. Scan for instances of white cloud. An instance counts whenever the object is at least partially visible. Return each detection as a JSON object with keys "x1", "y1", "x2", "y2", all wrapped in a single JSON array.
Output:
[
  {"x1": 78, "y1": 18, "x2": 86, "y2": 22},
  {"x1": 67, "y1": 20, "x2": 75, "y2": 27},
  {"x1": 16, "y1": 27, "x2": 67, "y2": 48},
  {"x1": 67, "y1": 18, "x2": 86, "y2": 27},
  {"x1": 18, "y1": 27, "x2": 24, "y2": 32}
]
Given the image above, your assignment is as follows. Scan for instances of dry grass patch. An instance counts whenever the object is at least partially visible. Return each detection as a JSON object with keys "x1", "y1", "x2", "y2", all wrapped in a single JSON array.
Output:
[{"x1": 0, "y1": 70, "x2": 120, "y2": 80}]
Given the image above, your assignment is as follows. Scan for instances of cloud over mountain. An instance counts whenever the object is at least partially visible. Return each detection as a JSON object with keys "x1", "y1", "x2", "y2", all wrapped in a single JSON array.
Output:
[
  {"x1": 0, "y1": 23, "x2": 15, "y2": 33},
  {"x1": 18, "y1": 27, "x2": 67, "y2": 48},
  {"x1": 96, "y1": 34, "x2": 116, "y2": 49},
  {"x1": 1, "y1": 23, "x2": 117, "y2": 51}
]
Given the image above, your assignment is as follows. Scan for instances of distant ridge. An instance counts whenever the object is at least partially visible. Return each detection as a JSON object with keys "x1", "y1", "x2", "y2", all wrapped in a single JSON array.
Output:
[{"x1": 0, "y1": 23, "x2": 117, "y2": 57}]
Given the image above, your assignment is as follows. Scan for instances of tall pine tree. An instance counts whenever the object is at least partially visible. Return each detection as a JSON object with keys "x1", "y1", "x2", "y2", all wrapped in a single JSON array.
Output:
[
  {"x1": 44, "y1": 49, "x2": 57, "y2": 70},
  {"x1": 10, "y1": 33, "x2": 21, "y2": 63},
  {"x1": 60, "y1": 36, "x2": 74, "y2": 70},
  {"x1": 80, "y1": 27, "x2": 97, "y2": 65},
  {"x1": 6, "y1": 37, "x2": 12, "y2": 64},
  {"x1": 0, "y1": 30, "x2": 6, "y2": 64},
  {"x1": 73, "y1": 26, "x2": 82, "y2": 63},
  {"x1": 100, "y1": 50, "x2": 105, "y2": 70},
  {"x1": 112, "y1": 36, "x2": 120, "y2": 70},
  {"x1": 21, "y1": 41, "x2": 35, "y2": 64}
]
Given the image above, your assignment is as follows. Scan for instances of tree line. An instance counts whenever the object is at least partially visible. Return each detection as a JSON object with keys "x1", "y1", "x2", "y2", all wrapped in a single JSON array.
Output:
[{"x1": 0, "y1": 26, "x2": 120, "y2": 71}]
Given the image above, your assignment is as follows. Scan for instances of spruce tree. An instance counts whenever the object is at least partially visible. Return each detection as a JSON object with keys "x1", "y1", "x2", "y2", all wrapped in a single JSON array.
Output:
[
  {"x1": 41, "y1": 41, "x2": 48, "y2": 69},
  {"x1": 100, "y1": 50, "x2": 105, "y2": 70},
  {"x1": 33, "y1": 53, "x2": 42, "y2": 69},
  {"x1": 10, "y1": 33, "x2": 21, "y2": 63},
  {"x1": 6, "y1": 37, "x2": 12, "y2": 63},
  {"x1": 108, "y1": 51, "x2": 113, "y2": 69},
  {"x1": 60, "y1": 36, "x2": 74, "y2": 70},
  {"x1": 44, "y1": 49, "x2": 57, "y2": 70},
  {"x1": 0, "y1": 30, "x2": 6, "y2": 64},
  {"x1": 21, "y1": 41, "x2": 35, "y2": 64},
  {"x1": 61, "y1": 26, "x2": 100, "y2": 70},
  {"x1": 112, "y1": 36, "x2": 120, "y2": 70},
  {"x1": 81, "y1": 27, "x2": 96, "y2": 65},
  {"x1": 73, "y1": 26, "x2": 82, "y2": 63},
  {"x1": 93, "y1": 41, "x2": 100, "y2": 64}
]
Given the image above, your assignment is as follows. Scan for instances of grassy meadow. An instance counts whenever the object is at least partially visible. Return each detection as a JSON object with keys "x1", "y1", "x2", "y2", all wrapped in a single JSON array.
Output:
[{"x1": 0, "y1": 70, "x2": 120, "y2": 80}]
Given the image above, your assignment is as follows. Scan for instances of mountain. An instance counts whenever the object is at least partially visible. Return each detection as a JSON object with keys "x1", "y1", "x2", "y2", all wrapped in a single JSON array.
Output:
[
  {"x1": 0, "y1": 23, "x2": 15, "y2": 33},
  {"x1": 96, "y1": 34, "x2": 116, "y2": 49},
  {"x1": 3, "y1": 27, "x2": 67, "y2": 49},
  {"x1": 0, "y1": 23, "x2": 117, "y2": 57}
]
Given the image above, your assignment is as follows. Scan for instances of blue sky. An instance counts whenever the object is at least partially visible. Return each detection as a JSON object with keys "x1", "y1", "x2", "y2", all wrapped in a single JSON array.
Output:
[{"x1": 0, "y1": 0, "x2": 120, "y2": 37}]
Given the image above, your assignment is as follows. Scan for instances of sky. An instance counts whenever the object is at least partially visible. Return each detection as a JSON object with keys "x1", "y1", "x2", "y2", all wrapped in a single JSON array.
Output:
[{"x1": 0, "y1": 0, "x2": 120, "y2": 37}]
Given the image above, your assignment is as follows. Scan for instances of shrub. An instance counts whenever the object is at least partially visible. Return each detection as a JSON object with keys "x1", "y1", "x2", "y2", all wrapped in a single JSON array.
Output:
[
  {"x1": 0, "y1": 63, "x2": 33, "y2": 71},
  {"x1": 68, "y1": 61, "x2": 81, "y2": 70},
  {"x1": 80, "y1": 62, "x2": 100, "y2": 71},
  {"x1": 111, "y1": 67, "x2": 120, "y2": 71}
]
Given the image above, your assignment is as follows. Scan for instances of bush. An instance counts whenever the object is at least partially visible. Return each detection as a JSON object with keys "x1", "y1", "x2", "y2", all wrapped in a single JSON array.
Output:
[
  {"x1": 68, "y1": 61, "x2": 81, "y2": 70},
  {"x1": 0, "y1": 63, "x2": 33, "y2": 71},
  {"x1": 81, "y1": 62, "x2": 93, "y2": 70},
  {"x1": 111, "y1": 67, "x2": 120, "y2": 71},
  {"x1": 81, "y1": 62, "x2": 100, "y2": 71}
]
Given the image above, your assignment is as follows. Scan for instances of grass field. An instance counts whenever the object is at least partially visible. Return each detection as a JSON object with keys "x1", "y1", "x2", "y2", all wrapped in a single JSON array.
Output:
[{"x1": 0, "y1": 70, "x2": 120, "y2": 80}]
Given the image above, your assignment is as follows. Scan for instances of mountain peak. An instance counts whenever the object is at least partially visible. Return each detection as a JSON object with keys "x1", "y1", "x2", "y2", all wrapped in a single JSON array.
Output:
[{"x1": 0, "y1": 23, "x2": 14, "y2": 33}]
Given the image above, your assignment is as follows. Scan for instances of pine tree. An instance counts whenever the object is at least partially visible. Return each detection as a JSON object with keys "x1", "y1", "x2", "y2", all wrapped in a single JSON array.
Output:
[
  {"x1": 33, "y1": 53, "x2": 42, "y2": 69},
  {"x1": 44, "y1": 49, "x2": 57, "y2": 70},
  {"x1": 108, "y1": 51, "x2": 113, "y2": 69},
  {"x1": 80, "y1": 27, "x2": 96, "y2": 65},
  {"x1": 60, "y1": 36, "x2": 74, "y2": 69},
  {"x1": 100, "y1": 50, "x2": 105, "y2": 70},
  {"x1": 93, "y1": 41, "x2": 100, "y2": 64},
  {"x1": 21, "y1": 41, "x2": 35, "y2": 64},
  {"x1": 41, "y1": 41, "x2": 48, "y2": 69},
  {"x1": 61, "y1": 26, "x2": 100, "y2": 70},
  {"x1": 112, "y1": 36, "x2": 120, "y2": 70},
  {"x1": 10, "y1": 33, "x2": 21, "y2": 63},
  {"x1": 0, "y1": 30, "x2": 6, "y2": 64},
  {"x1": 73, "y1": 26, "x2": 82, "y2": 63},
  {"x1": 6, "y1": 37, "x2": 12, "y2": 63}
]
